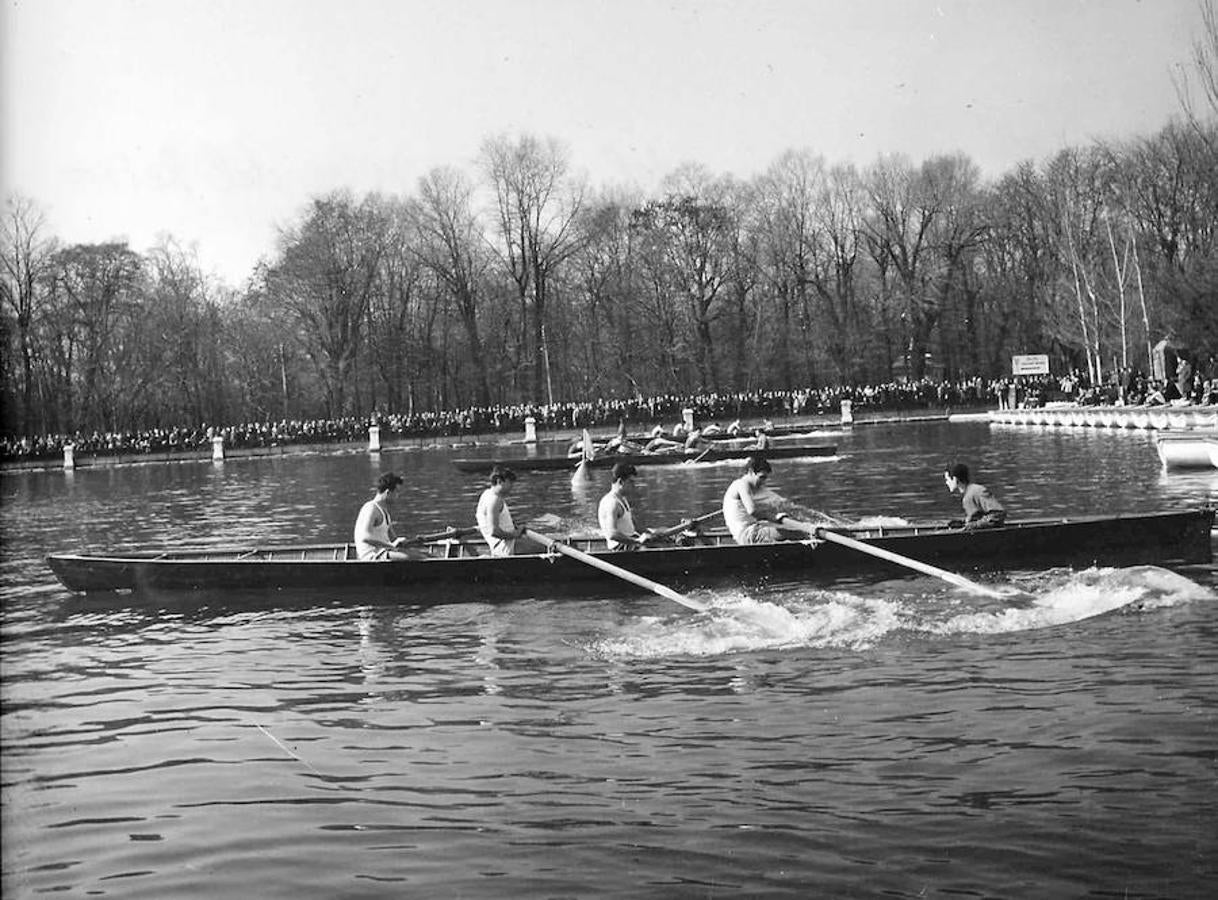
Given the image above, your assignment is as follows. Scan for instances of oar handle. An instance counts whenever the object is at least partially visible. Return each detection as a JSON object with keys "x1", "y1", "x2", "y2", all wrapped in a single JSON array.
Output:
[
  {"x1": 814, "y1": 527, "x2": 1008, "y2": 600},
  {"x1": 405, "y1": 525, "x2": 480, "y2": 546},
  {"x1": 523, "y1": 528, "x2": 707, "y2": 612},
  {"x1": 651, "y1": 509, "x2": 723, "y2": 539}
]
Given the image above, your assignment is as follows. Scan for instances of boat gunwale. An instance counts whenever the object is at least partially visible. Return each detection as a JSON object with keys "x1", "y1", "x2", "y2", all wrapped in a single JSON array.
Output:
[{"x1": 46, "y1": 509, "x2": 1212, "y2": 568}]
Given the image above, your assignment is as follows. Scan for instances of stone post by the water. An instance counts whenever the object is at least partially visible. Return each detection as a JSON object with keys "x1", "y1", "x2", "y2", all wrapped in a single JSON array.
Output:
[
  {"x1": 524, "y1": 417, "x2": 537, "y2": 443},
  {"x1": 211, "y1": 435, "x2": 225, "y2": 461},
  {"x1": 368, "y1": 425, "x2": 381, "y2": 452},
  {"x1": 840, "y1": 400, "x2": 854, "y2": 425},
  {"x1": 682, "y1": 408, "x2": 695, "y2": 431},
  {"x1": 63, "y1": 444, "x2": 75, "y2": 470}
]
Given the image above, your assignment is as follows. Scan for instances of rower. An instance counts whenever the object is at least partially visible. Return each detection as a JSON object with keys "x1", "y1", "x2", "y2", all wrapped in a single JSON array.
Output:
[
  {"x1": 943, "y1": 463, "x2": 1006, "y2": 529},
  {"x1": 477, "y1": 465, "x2": 527, "y2": 556},
  {"x1": 354, "y1": 472, "x2": 417, "y2": 560},
  {"x1": 722, "y1": 455, "x2": 818, "y2": 543},
  {"x1": 684, "y1": 428, "x2": 711, "y2": 452},
  {"x1": 598, "y1": 463, "x2": 656, "y2": 550}
]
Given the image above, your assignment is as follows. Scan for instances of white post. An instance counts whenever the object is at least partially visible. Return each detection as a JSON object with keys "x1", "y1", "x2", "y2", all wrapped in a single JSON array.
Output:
[
  {"x1": 368, "y1": 425, "x2": 381, "y2": 452},
  {"x1": 63, "y1": 444, "x2": 75, "y2": 470},
  {"x1": 211, "y1": 435, "x2": 225, "y2": 461},
  {"x1": 840, "y1": 399, "x2": 854, "y2": 425},
  {"x1": 524, "y1": 416, "x2": 537, "y2": 443},
  {"x1": 682, "y1": 408, "x2": 695, "y2": 431}
]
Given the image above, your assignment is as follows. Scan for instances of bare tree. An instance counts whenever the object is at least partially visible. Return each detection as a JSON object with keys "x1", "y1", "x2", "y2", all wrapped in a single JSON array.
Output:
[
  {"x1": 266, "y1": 191, "x2": 390, "y2": 417},
  {"x1": 1, "y1": 195, "x2": 58, "y2": 434},
  {"x1": 1174, "y1": 0, "x2": 1218, "y2": 157},
  {"x1": 144, "y1": 237, "x2": 228, "y2": 425},
  {"x1": 481, "y1": 134, "x2": 585, "y2": 404},
  {"x1": 413, "y1": 167, "x2": 493, "y2": 406},
  {"x1": 631, "y1": 163, "x2": 738, "y2": 391},
  {"x1": 46, "y1": 242, "x2": 145, "y2": 432}
]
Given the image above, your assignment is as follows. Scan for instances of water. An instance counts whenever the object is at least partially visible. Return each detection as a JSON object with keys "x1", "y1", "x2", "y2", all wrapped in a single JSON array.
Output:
[{"x1": 2, "y1": 422, "x2": 1216, "y2": 898}]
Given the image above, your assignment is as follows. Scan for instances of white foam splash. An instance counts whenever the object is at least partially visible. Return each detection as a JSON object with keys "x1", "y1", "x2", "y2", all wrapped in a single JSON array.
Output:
[
  {"x1": 593, "y1": 590, "x2": 910, "y2": 658},
  {"x1": 592, "y1": 566, "x2": 1214, "y2": 658},
  {"x1": 916, "y1": 566, "x2": 1212, "y2": 636},
  {"x1": 851, "y1": 515, "x2": 914, "y2": 528}
]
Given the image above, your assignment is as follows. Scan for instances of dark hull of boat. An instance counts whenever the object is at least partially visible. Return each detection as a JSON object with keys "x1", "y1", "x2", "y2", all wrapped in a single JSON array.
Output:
[
  {"x1": 46, "y1": 509, "x2": 1214, "y2": 598},
  {"x1": 451, "y1": 443, "x2": 838, "y2": 473}
]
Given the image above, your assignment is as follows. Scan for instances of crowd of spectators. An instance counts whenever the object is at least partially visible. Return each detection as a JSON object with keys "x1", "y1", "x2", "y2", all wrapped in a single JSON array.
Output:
[{"x1": 3, "y1": 368, "x2": 1215, "y2": 466}]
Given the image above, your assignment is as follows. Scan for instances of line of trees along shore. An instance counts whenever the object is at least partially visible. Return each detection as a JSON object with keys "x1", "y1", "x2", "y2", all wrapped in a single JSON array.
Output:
[{"x1": 3, "y1": 117, "x2": 1217, "y2": 440}]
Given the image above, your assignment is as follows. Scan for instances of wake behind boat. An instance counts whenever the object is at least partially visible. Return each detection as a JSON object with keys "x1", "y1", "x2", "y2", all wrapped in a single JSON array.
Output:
[
  {"x1": 46, "y1": 508, "x2": 1213, "y2": 598},
  {"x1": 451, "y1": 442, "x2": 838, "y2": 474}
]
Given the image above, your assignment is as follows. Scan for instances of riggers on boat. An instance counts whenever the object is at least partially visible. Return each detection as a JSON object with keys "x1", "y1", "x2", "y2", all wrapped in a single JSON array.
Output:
[
  {"x1": 451, "y1": 443, "x2": 837, "y2": 474},
  {"x1": 46, "y1": 509, "x2": 1214, "y2": 597}
]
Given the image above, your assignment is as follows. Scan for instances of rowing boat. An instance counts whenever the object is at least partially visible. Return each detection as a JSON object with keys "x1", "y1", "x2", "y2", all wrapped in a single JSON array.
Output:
[
  {"x1": 1155, "y1": 432, "x2": 1218, "y2": 470},
  {"x1": 452, "y1": 443, "x2": 838, "y2": 474},
  {"x1": 623, "y1": 422, "x2": 838, "y2": 443},
  {"x1": 46, "y1": 508, "x2": 1213, "y2": 597}
]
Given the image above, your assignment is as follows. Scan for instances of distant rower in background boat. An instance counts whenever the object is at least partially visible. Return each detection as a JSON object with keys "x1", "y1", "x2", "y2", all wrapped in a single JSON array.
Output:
[
  {"x1": 723, "y1": 455, "x2": 819, "y2": 543},
  {"x1": 477, "y1": 465, "x2": 527, "y2": 556},
  {"x1": 684, "y1": 428, "x2": 711, "y2": 452},
  {"x1": 354, "y1": 471, "x2": 414, "y2": 560},
  {"x1": 598, "y1": 463, "x2": 656, "y2": 550},
  {"x1": 944, "y1": 463, "x2": 1007, "y2": 529}
]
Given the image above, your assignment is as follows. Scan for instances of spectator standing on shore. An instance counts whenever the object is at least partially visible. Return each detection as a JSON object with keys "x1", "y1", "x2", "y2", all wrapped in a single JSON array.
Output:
[{"x1": 1176, "y1": 356, "x2": 1194, "y2": 402}]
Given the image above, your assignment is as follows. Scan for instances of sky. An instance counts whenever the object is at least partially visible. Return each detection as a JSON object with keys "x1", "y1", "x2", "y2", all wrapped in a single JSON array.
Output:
[{"x1": 1, "y1": 0, "x2": 1206, "y2": 286}]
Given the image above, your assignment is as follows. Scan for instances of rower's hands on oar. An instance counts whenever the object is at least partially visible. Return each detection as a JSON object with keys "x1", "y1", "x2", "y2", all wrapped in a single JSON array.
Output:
[{"x1": 775, "y1": 513, "x2": 821, "y2": 536}]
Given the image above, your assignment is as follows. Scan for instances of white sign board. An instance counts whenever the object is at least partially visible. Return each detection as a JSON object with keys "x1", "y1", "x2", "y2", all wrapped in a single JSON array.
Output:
[{"x1": 1012, "y1": 354, "x2": 1049, "y2": 376}]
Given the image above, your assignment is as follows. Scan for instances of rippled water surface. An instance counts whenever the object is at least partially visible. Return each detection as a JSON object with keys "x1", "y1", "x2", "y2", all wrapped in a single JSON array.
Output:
[{"x1": 3, "y1": 422, "x2": 1216, "y2": 898}]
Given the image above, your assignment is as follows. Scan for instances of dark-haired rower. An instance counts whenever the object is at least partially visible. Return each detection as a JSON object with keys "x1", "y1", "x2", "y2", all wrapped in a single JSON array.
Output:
[{"x1": 943, "y1": 463, "x2": 1006, "y2": 529}]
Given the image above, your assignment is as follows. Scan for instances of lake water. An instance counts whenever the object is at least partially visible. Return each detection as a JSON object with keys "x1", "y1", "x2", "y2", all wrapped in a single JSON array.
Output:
[{"x1": 2, "y1": 421, "x2": 1216, "y2": 898}]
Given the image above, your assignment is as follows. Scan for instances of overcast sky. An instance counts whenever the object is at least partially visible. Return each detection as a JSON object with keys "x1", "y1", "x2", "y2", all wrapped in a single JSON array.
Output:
[{"x1": 1, "y1": 0, "x2": 1204, "y2": 285}]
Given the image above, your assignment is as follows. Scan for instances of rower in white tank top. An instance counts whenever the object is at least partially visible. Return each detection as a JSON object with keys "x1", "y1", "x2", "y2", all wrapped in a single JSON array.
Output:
[
  {"x1": 476, "y1": 466, "x2": 522, "y2": 557},
  {"x1": 353, "y1": 472, "x2": 412, "y2": 560}
]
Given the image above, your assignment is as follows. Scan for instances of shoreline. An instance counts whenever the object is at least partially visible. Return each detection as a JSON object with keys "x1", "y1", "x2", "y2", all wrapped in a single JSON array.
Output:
[{"x1": 0, "y1": 410, "x2": 974, "y2": 475}]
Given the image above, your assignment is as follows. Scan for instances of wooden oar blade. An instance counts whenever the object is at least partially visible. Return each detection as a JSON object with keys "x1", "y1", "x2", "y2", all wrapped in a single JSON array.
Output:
[
  {"x1": 814, "y1": 528, "x2": 1009, "y2": 600},
  {"x1": 523, "y1": 528, "x2": 707, "y2": 612}
]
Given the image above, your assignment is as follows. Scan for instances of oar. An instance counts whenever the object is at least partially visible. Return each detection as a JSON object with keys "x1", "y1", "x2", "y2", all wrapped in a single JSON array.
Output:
[
  {"x1": 797, "y1": 507, "x2": 852, "y2": 528},
  {"x1": 405, "y1": 525, "x2": 480, "y2": 546},
  {"x1": 523, "y1": 528, "x2": 707, "y2": 613},
  {"x1": 813, "y1": 527, "x2": 1010, "y2": 600},
  {"x1": 648, "y1": 509, "x2": 723, "y2": 540}
]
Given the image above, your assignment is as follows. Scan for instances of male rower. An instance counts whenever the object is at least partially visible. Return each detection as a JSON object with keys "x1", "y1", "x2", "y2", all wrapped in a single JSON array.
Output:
[
  {"x1": 477, "y1": 465, "x2": 527, "y2": 556},
  {"x1": 598, "y1": 463, "x2": 656, "y2": 550},
  {"x1": 354, "y1": 471, "x2": 415, "y2": 560},
  {"x1": 943, "y1": 463, "x2": 1007, "y2": 529},
  {"x1": 722, "y1": 456, "x2": 818, "y2": 544}
]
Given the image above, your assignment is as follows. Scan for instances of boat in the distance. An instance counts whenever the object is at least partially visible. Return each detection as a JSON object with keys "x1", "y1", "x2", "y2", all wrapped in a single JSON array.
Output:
[
  {"x1": 46, "y1": 508, "x2": 1213, "y2": 599},
  {"x1": 451, "y1": 443, "x2": 838, "y2": 474},
  {"x1": 1155, "y1": 432, "x2": 1218, "y2": 470}
]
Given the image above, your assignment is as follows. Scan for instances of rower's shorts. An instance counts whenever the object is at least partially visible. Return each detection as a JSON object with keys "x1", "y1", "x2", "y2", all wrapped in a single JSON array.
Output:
[{"x1": 736, "y1": 522, "x2": 782, "y2": 544}]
